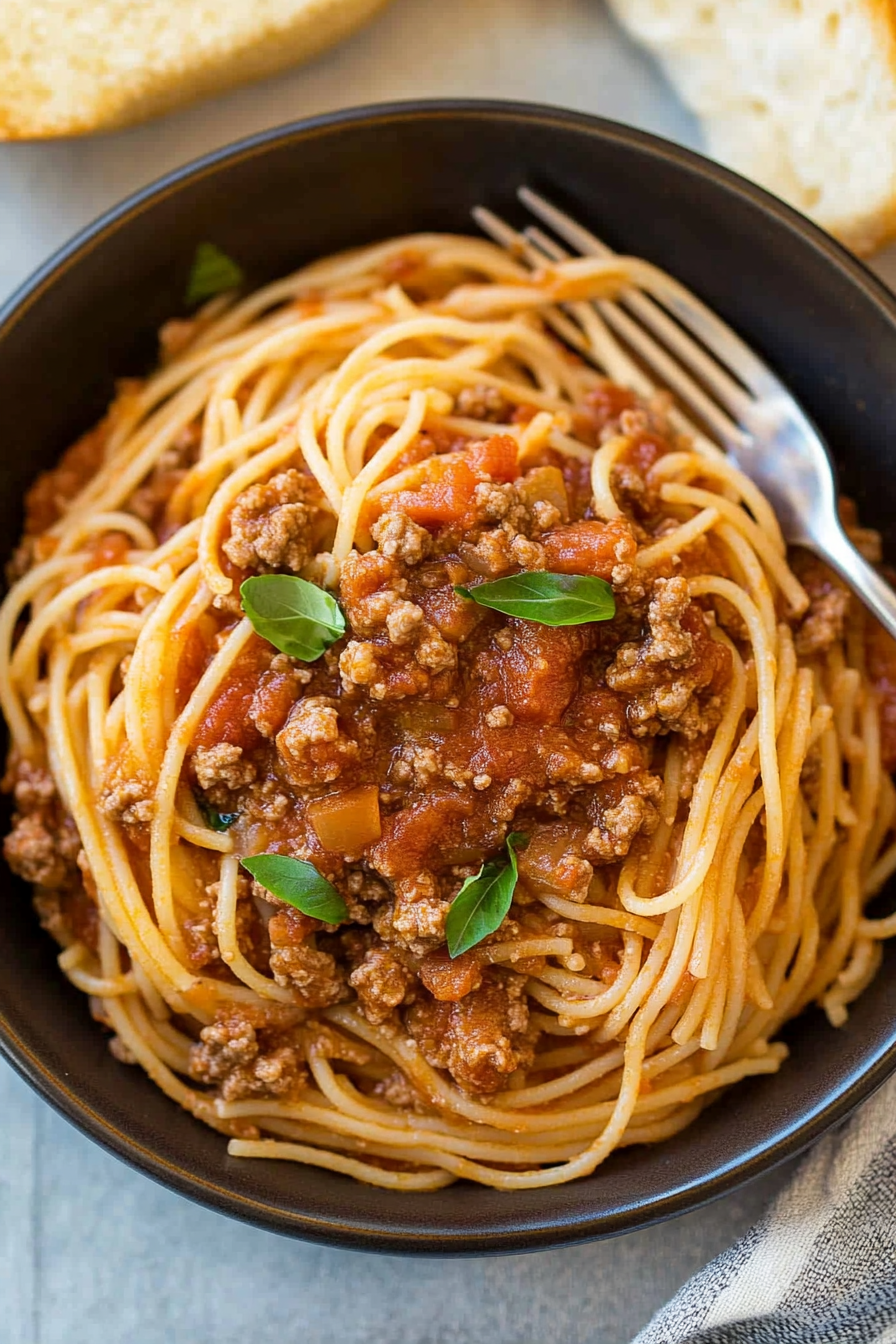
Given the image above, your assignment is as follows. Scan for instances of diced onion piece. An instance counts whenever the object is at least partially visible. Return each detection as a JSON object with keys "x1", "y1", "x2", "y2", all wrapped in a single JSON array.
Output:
[
  {"x1": 308, "y1": 784, "x2": 381, "y2": 853},
  {"x1": 396, "y1": 704, "x2": 459, "y2": 734},
  {"x1": 516, "y1": 466, "x2": 569, "y2": 522},
  {"x1": 516, "y1": 823, "x2": 591, "y2": 899}
]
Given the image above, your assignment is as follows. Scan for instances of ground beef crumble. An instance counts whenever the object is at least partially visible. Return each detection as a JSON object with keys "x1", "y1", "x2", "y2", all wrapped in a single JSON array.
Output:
[
  {"x1": 192, "y1": 743, "x2": 257, "y2": 795},
  {"x1": 605, "y1": 577, "x2": 729, "y2": 738},
  {"x1": 9, "y1": 293, "x2": 896, "y2": 1139},
  {"x1": 346, "y1": 937, "x2": 416, "y2": 1024},
  {"x1": 791, "y1": 551, "x2": 851, "y2": 657},
  {"x1": 188, "y1": 1005, "x2": 307, "y2": 1101},
  {"x1": 3, "y1": 757, "x2": 98, "y2": 952},
  {"x1": 4, "y1": 758, "x2": 82, "y2": 890},
  {"x1": 8, "y1": 398, "x2": 788, "y2": 1108},
  {"x1": 584, "y1": 779, "x2": 663, "y2": 863},
  {"x1": 454, "y1": 384, "x2": 510, "y2": 422},
  {"x1": 147, "y1": 422, "x2": 746, "y2": 1097},
  {"x1": 276, "y1": 697, "x2": 359, "y2": 787},
  {"x1": 222, "y1": 467, "x2": 331, "y2": 575},
  {"x1": 268, "y1": 907, "x2": 350, "y2": 1007},
  {"x1": 405, "y1": 969, "x2": 534, "y2": 1095},
  {"x1": 99, "y1": 747, "x2": 155, "y2": 826},
  {"x1": 370, "y1": 511, "x2": 431, "y2": 565}
]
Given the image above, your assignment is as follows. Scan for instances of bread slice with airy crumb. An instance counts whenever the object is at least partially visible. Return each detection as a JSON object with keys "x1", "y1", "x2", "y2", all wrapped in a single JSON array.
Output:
[
  {"x1": 607, "y1": 0, "x2": 896, "y2": 255},
  {"x1": 0, "y1": 0, "x2": 393, "y2": 139}
]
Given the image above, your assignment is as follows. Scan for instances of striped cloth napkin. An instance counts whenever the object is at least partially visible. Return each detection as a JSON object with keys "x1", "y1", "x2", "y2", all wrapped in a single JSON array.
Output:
[{"x1": 633, "y1": 1073, "x2": 896, "y2": 1343}]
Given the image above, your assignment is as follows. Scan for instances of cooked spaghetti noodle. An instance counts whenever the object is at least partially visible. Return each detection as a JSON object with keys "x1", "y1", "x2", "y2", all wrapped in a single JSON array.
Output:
[{"x1": 3, "y1": 232, "x2": 896, "y2": 1191}]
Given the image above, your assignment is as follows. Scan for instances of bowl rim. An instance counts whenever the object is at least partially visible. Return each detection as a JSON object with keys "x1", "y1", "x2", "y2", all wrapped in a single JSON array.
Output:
[{"x1": 3, "y1": 96, "x2": 896, "y2": 1253}]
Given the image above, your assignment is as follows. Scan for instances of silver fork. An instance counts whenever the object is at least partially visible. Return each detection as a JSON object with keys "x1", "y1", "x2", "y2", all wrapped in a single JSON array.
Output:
[{"x1": 474, "y1": 187, "x2": 896, "y2": 643}]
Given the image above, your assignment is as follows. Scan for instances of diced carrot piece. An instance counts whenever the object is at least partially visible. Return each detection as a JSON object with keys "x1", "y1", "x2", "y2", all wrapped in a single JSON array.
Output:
[
  {"x1": 541, "y1": 517, "x2": 636, "y2": 579},
  {"x1": 419, "y1": 947, "x2": 483, "y2": 1001},
  {"x1": 467, "y1": 434, "x2": 518, "y2": 483},
  {"x1": 308, "y1": 784, "x2": 382, "y2": 854},
  {"x1": 383, "y1": 458, "x2": 479, "y2": 527}
]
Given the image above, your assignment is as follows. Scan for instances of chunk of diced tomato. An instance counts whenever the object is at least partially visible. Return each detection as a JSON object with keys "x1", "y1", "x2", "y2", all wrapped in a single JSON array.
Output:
[
  {"x1": 369, "y1": 790, "x2": 473, "y2": 878},
  {"x1": 373, "y1": 435, "x2": 518, "y2": 529},
  {"x1": 541, "y1": 517, "x2": 636, "y2": 579},
  {"x1": 192, "y1": 638, "x2": 267, "y2": 752},
  {"x1": 621, "y1": 432, "x2": 670, "y2": 477},
  {"x1": 467, "y1": 434, "x2": 518, "y2": 483},
  {"x1": 419, "y1": 947, "x2": 483, "y2": 1000},
  {"x1": 382, "y1": 458, "x2": 479, "y2": 528}
]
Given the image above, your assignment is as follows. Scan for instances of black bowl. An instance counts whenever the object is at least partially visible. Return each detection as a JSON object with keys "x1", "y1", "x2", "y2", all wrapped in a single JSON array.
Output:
[{"x1": 2, "y1": 100, "x2": 896, "y2": 1254}]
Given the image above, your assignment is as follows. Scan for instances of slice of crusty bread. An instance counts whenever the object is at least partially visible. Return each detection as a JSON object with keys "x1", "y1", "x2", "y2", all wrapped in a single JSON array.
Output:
[
  {"x1": 0, "y1": 0, "x2": 393, "y2": 139},
  {"x1": 607, "y1": 0, "x2": 896, "y2": 255}
]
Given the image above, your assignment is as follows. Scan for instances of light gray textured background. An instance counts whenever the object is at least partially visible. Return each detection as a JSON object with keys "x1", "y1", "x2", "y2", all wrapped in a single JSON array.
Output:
[{"x1": 2, "y1": 3, "x2": 895, "y2": 1341}]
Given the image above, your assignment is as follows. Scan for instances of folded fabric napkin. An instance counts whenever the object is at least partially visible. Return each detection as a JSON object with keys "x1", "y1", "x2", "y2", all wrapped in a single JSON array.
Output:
[{"x1": 634, "y1": 1073, "x2": 896, "y2": 1343}]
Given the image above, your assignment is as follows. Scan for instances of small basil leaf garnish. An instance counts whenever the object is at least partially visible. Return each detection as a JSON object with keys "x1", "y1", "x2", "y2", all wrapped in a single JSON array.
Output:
[
  {"x1": 445, "y1": 833, "x2": 527, "y2": 959},
  {"x1": 240, "y1": 574, "x2": 345, "y2": 662},
  {"x1": 196, "y1": 795, "x2": 239, "y2": 832},
  {"x1": 185, "y1": 242, "x2": 245, "y2": 306},
  {"x1": 455, "y1": 572, "x2": 615, "y2": 626},
  {"x1": 241, "y1": 854, "x2": 349, "y2": 924}
]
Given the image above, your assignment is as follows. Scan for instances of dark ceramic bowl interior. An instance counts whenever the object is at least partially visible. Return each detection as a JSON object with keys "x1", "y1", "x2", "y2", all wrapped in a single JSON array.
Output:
[{"x1": 2, "y1": 101, "x2": 896, "y2": 1254}]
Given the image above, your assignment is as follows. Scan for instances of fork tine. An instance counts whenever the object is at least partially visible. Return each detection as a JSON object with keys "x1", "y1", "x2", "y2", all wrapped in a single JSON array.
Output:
[
  {"x1": 472, "y1": 208, "x2": 623, "y2": 369},
  {"x1": 522, "y1": 207, "x2": 756, "y2": 425},
  {"x1": 474, "y1": 206, "x2": 718, "y2": 452},
  {"x1": 523, "y1": 225, "x2": 748, "y2": 450},
  {"x1": 473, "y1": 207, "x2": 656, "y2": 394},
  {"x1": 518, "y1": 187, "x2": 614, "y2": 258},
  {"x1": 471, "y1": 206, "x2": 537, "y2": 265},
  {"x1": 519, "y1": 187, "x2": 779, "y2": 401}
]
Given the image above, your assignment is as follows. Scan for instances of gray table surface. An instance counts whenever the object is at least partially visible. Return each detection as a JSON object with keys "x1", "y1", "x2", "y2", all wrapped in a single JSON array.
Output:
[{"x1": 1, "y1": 3, "x2": 894, "y2": 1341}]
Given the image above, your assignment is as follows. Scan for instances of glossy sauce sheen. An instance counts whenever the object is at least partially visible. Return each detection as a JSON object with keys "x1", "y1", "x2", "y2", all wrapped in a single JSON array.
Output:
[
  {"x1": 8, "y1": 381, "x2": 895, "y2": 1107},
  {"x1": 189, "y1": 429, "x2": 726, "y2": 892}
]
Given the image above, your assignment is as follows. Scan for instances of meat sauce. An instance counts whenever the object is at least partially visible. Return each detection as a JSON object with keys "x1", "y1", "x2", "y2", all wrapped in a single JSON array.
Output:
[
  {"x1": 868, "y1": 619, "x2": 896, "y2": 772},
  {"x1": 189, "y1": 426, "x2": 729, "y2": 914},
  {"x1": 8, "y1": 376, "x2": 896, "y2": 1106}
]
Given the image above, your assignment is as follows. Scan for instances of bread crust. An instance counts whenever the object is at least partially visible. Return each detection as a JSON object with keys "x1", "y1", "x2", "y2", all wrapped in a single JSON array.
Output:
[
  {"x1": 0, "y1": 0, "x2": 393, "y2": 139},
  {"x1": 608, "y1": 0, "x2": 896, "y2": 257},
  {"x1": 838, "y1": 0, "x2": 896, "y2": 253}
]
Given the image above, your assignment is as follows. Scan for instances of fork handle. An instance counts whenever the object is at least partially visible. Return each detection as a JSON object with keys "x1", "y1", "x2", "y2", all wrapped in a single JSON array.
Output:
[{"x1": 816, "y1": 523, "x2": 896, "y2": 647}]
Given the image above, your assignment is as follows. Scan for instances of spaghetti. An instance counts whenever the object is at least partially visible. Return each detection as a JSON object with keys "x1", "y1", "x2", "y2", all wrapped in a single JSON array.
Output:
[{"x1": 3, "y1": 232, "x2": 896, "y2": 1191}]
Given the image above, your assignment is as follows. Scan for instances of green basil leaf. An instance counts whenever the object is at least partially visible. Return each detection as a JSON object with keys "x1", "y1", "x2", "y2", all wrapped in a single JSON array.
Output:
[
  {"x1": 241, "y1": 854, "x2": 349, "y2": 924},
  {"x1": 185, "y1": 242, "x2": 245, "y2": 306},
  {"x1": 455, "y1": 572, "x2": 615, "y2": 626},
  {"x1": 196, "y1": 795, "x2": 239, "y2": 832},
  {"x1": 240, "y1": 574, "x2": 345, "y2": 662},
  {"x1": 445, "y1": 833, "x2": 526, "y2": 959}
]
